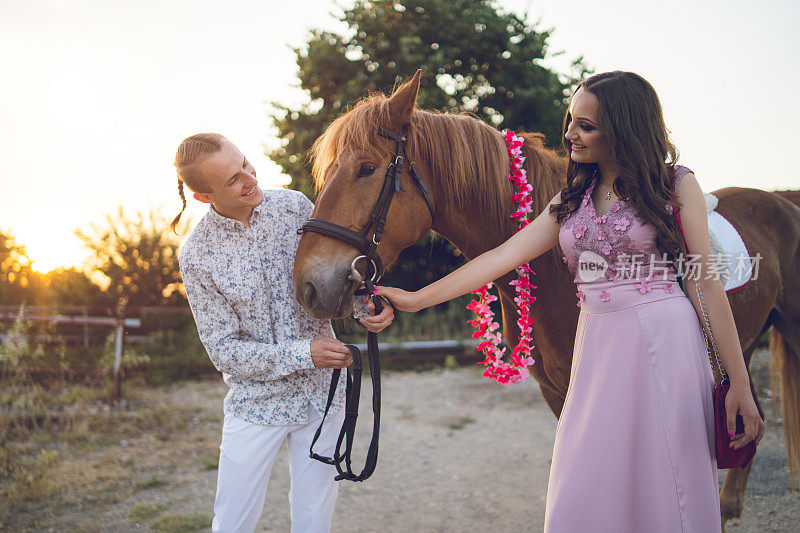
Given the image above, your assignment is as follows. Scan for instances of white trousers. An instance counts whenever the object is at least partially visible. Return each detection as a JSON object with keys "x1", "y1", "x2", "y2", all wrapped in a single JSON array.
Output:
[{"x1": 211, "y1": 406, "x2": 345, "y2": 533}]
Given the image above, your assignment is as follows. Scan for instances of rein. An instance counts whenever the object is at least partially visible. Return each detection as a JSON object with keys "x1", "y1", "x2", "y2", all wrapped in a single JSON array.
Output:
[{"x1": 298, "y1": 125, "x2": 435, "y2": 482}]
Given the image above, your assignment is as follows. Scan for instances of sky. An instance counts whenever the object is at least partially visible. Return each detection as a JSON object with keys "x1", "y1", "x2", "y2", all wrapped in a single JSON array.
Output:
[{"x1": 1, "y1": 0, "x2": 798, "y2": 272}]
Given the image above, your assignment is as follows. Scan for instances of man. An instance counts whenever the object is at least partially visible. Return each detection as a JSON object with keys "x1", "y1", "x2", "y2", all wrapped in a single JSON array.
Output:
[{"x1": 173, "y1": 133, "x2": 393, "y2": 532}]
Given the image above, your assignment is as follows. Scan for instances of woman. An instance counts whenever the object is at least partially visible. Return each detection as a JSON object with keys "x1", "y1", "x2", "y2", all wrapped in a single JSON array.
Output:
[{"x1": 375, "y1": 71, "x2": 764, "y2": 531}]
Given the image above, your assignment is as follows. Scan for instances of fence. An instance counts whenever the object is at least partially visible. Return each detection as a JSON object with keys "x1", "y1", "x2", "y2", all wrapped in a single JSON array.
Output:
[{"x1": 0, "y1": 307, "x2": 142, "y2": 400}]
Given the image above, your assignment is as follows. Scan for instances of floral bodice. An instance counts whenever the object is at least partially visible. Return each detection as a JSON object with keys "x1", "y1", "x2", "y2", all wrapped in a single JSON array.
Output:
[{"x1": 558, "y1": 166, "x2": 691, "y2": 304}]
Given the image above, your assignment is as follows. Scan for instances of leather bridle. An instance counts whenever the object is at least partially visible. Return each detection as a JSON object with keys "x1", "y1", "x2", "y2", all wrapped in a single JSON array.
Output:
[
  {"x1": 299, "y1": 125, "x2": 435, "y2": 280},
  {"x1": 299, "y1": 125, "x2": 435, "y2": 482}
]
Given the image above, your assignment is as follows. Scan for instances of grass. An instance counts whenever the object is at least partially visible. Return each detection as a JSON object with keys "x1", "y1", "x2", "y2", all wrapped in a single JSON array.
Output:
[
  {"x1": 152, "y1": 513, "x2": 211, "y2": 532},
  {"x1": 1, "y1": 448, "x2": 60, "y2": 506},
  {"x1": 0, "y1": 316, "x2": 220, "y2": 530},
  {"x1": 136, "y1": 477, "x2": 167, "y2": 491},
  {"x1": 448, "y1": 416, "x2": 477, "y2": 431},
  {"x1": 129, "y1": 502, "x2": 168, "y2": 520},
  {"x1": 201, "y1": 453, "x2": 219, "y2": 471},
  {"x1": 0, "y1": 367, "x2": 222, "y2": 531}
]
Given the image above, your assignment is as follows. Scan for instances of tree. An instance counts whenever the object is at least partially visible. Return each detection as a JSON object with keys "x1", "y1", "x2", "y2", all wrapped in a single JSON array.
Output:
[
  {"x1": 269, "y1": 0, "x2": 588, "y2": 196},
  {"x1": 0, "y1": 230, "x2": 106, "y2": 310},
  {"x1": 0, "y1": 230, "x2": 39, "y2": 305},
  {"x1": 75, "y1": 208, "x2": 188, "y2": 311},
  {"x1": 41, "y1": 267, "x2": 105, "y2": 309}
]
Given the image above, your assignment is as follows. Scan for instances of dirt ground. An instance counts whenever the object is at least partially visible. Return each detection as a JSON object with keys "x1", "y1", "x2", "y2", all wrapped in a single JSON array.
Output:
[{"x1": 7, "y1": 349, "x2": 799, "y2": 532}]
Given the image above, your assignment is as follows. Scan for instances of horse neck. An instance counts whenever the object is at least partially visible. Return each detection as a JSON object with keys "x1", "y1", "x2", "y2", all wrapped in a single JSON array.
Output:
[
  {"x1": 433, "y1": 197, "x2": 514, "y2": 262},
  {"x1": 422, "y1": 126, "x2": 565, "y2": 269}
]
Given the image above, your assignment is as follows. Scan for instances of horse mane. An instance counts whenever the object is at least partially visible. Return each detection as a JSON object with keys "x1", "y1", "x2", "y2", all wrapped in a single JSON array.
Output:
[{"x1": 310, "y1": 93, "x2": 565, "y2": 239}]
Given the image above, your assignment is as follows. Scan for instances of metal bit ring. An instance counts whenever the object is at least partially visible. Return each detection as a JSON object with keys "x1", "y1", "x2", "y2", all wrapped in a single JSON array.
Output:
[{"x1": 351, "y1": 255, "x2": 378, "y2": 284}]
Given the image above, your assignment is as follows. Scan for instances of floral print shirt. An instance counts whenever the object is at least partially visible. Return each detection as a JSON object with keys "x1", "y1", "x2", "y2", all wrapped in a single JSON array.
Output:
[{"x1": 179, "y1": 188, "x2": 345, "y2": 426}]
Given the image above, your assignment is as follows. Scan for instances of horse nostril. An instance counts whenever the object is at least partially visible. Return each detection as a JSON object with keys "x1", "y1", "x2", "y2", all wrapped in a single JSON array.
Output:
[{"x1": 302, "y1": 282, "x2": 318, "y2": 309}]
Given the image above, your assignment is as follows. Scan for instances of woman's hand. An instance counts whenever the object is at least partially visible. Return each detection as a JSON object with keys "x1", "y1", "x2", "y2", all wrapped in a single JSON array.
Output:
[
  {"x1": 725, "y1": 381, "x2": 765, "y2": 449},
  {"x1": 359, "y1": 298, "x2": 395, "y2": 332},
  {"x1": 373, "y1": 286, "x2": 422, "y2": 313}
]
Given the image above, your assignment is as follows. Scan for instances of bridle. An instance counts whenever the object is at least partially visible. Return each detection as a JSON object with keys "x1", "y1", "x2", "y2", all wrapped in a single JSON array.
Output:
[
  {"x1": 299, "y1": 125, "x2": 435, "y2": 280},
  {"x1": 298, "y1": 124, "x2": 435, "y2": 482}
]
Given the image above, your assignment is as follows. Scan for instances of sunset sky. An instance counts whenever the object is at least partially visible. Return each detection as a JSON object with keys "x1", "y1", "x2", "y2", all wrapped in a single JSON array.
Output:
[{"x1": 1, "y1": 0, "x2": 797, "y2": 272}]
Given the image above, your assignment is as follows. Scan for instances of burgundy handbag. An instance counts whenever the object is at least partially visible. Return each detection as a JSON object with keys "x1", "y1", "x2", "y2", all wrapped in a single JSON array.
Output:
[
  {"x1": 693, "y1": 278, "x2": 757, "y2": 469},
  {"x1": 677, "y1": 211, "x2": 757, "y2": 469}
]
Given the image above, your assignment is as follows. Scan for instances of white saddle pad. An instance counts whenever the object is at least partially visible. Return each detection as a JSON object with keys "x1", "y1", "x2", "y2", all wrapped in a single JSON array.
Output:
[{"x1": 704, "y1": 193, "x2": 753, "y2": 293}]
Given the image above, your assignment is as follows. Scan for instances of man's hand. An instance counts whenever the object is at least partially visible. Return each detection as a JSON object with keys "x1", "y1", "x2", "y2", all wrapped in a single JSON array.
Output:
[
  {"x1": 310, "y1": 338, "x2": 353, "y2": 369},
  {"x1": 359, "y1": 297, "x2": 394, "y2": 333}
]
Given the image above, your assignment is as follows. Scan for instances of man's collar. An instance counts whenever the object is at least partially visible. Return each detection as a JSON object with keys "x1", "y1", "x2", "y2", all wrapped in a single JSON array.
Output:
[{"x1": 206, "y1": 191, "x2": 266, "y2": 230}]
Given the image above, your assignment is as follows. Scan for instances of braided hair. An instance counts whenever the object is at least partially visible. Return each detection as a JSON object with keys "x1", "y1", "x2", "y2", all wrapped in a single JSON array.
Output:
[{"x1": 171, "y1": 133, "x2": 225, "y2": 234}]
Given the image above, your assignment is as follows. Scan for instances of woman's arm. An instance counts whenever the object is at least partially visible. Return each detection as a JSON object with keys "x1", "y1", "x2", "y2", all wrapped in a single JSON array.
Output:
[
  {"x1": 375, "y1": 192, "x2": 563, "y2": 312},
  {"x1": 676, "y1": 173, "x2": 764, "y2": 448}
]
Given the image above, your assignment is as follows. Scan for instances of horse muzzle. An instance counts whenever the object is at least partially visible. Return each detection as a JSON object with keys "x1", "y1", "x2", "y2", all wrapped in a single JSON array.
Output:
[{"x1": 295, "y1": 260, "x2": 362, "y2": 319}]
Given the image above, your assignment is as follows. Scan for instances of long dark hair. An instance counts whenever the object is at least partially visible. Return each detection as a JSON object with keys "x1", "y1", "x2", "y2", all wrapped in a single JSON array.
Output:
[{"x1": 549, "y1": 71, "x2": 683, "y2": 262}]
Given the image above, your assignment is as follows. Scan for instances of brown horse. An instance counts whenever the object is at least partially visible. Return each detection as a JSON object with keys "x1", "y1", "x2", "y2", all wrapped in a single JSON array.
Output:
[
  {"x1": 292, "y1": 71, "x2": 800, "y2": 525},
  {"x1": 775, "y1": 190, "x2": 800, "y2": 208}
]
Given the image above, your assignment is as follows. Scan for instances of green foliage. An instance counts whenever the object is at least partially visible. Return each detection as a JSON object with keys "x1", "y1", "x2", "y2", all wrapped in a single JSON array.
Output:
[
  {"x1": 138, "y1": 323, "x2": 216, "y2": 385},
  {"x1": 75, "y1": 207, "x2": 188, "y2": 310},
  {"x1": 41, "y1": 267, "x2": 104, "y2": 308},
  {"x1": 0, "y1": 230, "x2": 39, "y2": 305},
  {"x1": 99, "y1": 330, "x2": 151, "y2": 372},
  {"x1": 269, "y1": 0, "x2": 588, "y2": 196},
  {"x1": 0, "y1": 445, "x2": 59, "y2": 507},
  {"x1": 0, "y1": 313, "x2": 47, "y2": 438}
]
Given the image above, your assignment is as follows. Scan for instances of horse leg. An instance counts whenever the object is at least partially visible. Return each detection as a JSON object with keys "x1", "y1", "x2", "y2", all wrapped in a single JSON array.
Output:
[
  {"x1": 770, "y1": 314, "x2": 800, "y2": 490},
  {"x1": 719, "y1": 342, "x2": 762, "y2": 526},
  {"x1": 539, "y1": 387, "x2": 566, "y2": 418},
  {"x1": 499, "y1": 292, "x2": 566, "y2": 418}
]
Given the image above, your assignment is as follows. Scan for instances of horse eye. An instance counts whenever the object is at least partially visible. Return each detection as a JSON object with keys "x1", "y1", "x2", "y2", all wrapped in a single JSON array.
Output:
[{"x1": 357, "y1": 163, "x2": 376, "y2": 178}]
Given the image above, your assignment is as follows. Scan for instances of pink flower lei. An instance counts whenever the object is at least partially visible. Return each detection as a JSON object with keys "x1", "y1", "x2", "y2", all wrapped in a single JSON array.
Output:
[{"x1": 466, "y1": 130, "x2": 536, "y2": 385}]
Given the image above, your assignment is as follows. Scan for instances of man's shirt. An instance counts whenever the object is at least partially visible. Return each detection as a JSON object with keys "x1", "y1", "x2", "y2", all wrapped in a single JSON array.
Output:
[{"x1": 179, "y1": 188, "x2": 345, "y2": 425}]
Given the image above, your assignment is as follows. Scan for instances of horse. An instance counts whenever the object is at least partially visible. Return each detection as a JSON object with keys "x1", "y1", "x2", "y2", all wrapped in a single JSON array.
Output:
[
  {"x1": 292, "y1": 70, "x2": 800, "y2": 526},
  {"x1": 775, "y1": 190, "x2": 800, "y2": 208}
]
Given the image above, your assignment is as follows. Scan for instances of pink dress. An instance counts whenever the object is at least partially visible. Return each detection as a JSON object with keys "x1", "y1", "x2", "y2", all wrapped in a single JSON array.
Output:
[{"x1": 545, "y1": 166, "x2": 721, "y2": 532}]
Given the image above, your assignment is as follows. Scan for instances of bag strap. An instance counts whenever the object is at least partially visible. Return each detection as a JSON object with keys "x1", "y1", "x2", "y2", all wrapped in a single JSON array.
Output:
[{"x1": 676, "y1": 210, "x2": 728, "y2": 381}]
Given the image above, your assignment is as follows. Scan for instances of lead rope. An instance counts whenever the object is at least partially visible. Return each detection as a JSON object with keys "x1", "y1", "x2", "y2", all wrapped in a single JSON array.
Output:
[{"x1": 308, "y1": 283, "x2": 382, "y2": 482}]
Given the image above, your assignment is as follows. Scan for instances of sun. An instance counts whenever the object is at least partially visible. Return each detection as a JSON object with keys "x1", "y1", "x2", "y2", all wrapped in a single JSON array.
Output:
[{"x1": 17, "y1": 227, "x2": 87, "y2": 274}]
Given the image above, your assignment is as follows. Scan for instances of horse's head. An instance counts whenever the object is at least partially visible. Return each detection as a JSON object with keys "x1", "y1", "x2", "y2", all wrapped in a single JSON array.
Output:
[{"x1": 293, "y1": 70, "x2": 436, "y2": 318}]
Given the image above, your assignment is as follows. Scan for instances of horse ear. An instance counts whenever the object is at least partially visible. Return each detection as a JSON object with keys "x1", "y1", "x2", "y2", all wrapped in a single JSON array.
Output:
[{"x1": 387, "y1": 69, "x2": 422, "y2": 129}]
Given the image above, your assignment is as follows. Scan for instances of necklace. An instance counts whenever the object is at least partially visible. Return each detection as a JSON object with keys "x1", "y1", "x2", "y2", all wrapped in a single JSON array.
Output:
[
  {"x1": 595, "y1": 186, "x2": 612, "y2": 201},
  {"x1": 593, "y1": 170, "x2": 615, "y2": 201}
]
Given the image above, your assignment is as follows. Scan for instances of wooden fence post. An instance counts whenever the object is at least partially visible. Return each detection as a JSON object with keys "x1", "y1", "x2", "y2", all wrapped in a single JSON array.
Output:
[
  {"x1": 83, "y1": 307, "x2": 89, "y2": 348},
  {"x1": 112, "y1": 319, "x2": 124, "y2": 401}
]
